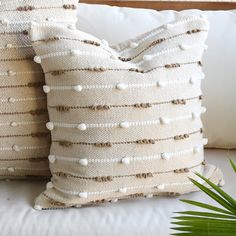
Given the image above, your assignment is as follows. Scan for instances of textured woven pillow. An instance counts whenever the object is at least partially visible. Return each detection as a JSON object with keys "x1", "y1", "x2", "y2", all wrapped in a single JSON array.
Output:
[
  {"x1": 31, "y1": 17, "x2": 223, "y2": 210},
  {"x1": 0, "y1": 0, "x2": 78, "y2": 178}
]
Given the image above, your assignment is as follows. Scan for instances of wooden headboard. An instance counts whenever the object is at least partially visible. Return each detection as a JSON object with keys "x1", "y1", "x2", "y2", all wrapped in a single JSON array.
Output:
[{"x1": 80, "y1": 1, "x2": 236, "y2": 10}]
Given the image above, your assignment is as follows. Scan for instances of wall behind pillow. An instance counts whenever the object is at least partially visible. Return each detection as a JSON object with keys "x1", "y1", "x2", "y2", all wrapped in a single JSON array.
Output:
[{"x1": 76, "y1": 3, "x2": 236, "y2": 149}]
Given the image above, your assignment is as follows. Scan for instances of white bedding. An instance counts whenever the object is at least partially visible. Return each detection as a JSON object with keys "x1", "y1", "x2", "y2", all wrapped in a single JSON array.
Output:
[{"x1": 0, "y1": 149, "x2": 235, "y2": 236}]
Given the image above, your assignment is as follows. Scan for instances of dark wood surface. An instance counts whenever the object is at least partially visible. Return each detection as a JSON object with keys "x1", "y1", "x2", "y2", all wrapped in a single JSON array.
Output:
[{"x1": 80, "y1": 1, "x2": 236, "y2": 10}]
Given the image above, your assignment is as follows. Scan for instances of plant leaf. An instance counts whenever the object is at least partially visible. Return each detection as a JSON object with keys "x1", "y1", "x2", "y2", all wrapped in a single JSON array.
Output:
[
  {"x1": 195, "y1": 172, "x2": 236, "y2": 208},
  {"x1": 174, "y1": 211, "x2": 236, "y2": 219},
  {"x1": 230, "y1": 159, "x2": 236, "y2": 173},
  {"x1": 180, "y1": 199, "x2": 234, "y2": 215},
  {"x1": 189, "y1": 177, "x2": 236, "y2": 214}
]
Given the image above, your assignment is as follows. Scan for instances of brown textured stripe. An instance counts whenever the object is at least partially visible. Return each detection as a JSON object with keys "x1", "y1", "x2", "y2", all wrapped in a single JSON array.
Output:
[
  {"x1": 0, "y1": 132, "x2": 49, "y2": 138},
  {"x1": 0, "y1": 82, "x2": 44, "y2": 89},
  {"x1": 1, "y1": 5, "x2": 77, "y2": 12},
  {"x1": 0, "y1": 109, "x2": 47, "y2": 116},
  {"x1": 48, "y1": 95, "x2": 202, "y2": 111},
  {"x1": 52, "y1": 163, "x2": 203, "y2": 180},
  {"x1": 0, "y1": 57, "x2": 33, "y2": 62},
  {"x1": 0, "y1": 157, "x2": 47, "y2": 162},
  {"x1": 45, "y1": 61, "x2": 201, "y2": 76},
  {"x1": 52, "y1": 129, "x2": 202, "y2": 147},
  {"x1": 0, "y1": 30, "x2": 28, "y2": 35}
]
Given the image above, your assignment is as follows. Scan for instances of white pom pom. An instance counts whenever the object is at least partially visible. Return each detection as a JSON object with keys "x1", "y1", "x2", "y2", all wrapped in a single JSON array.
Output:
[
  {"x1": 160, "y1": 117, "x2": 170, "y2": 125},
  {"x1": 5, "y1": 44, "x2": 12, "y2": 48},
  {"x1": 156, "y1": 81, "x2": 165, "y2": 88},
  {"x1": 110, "y1": 198, "x2": 118, "y2": 203},
  {"x1": 116, "y1": 83, "x2": 128, "y2": 90},
  {"x1": 73, "y1": 85, "x2": 83, "y2": 92},
  {"x1": 218, "y1": 179, "x2": 225, "y2": 187},
  {"x1": 203, "y1": 138, "x2": 208, "y2": 145},
  {"x1": 12, "y1": 144, "x2": 20, "y2": 152},
  {"x1": 46, "y1": 182, "x2": 53, "y2": 189},
  {"x1": 129, "y1": 42, "x2": 138, "y2": 48},
  {"x1": 10, "y1": 121, "x2": 17, "y2": 127},
  {"x1": 203, "y1": 44, "x2": 208, "y2": 51},
  {"x1": 161, "y1": 153, "x2": 171, "y2": 160},
  {"x1": 77, "y1": 123, "x2": 87, "y2": 131},
  {"x1": 8, "y1": 97, "x2": 15, "y2": 103},
  {"x1": 192, "y1": 112, "x2": 199, "y2": 120},
  {"x1": 1, "y1": 18, "x2": 9, "y2": 25},
  {"x1": 46, "y1": 17, "x2": 54, "y2": 22},
  {"x1": 67, "y1": 24, "x2": 76, "y2": 30},
  {"x1": 146, "y1": 193, "x2": 153, "y2": 198},
  {"x1": 70, "y1": 49, "x2": 80, "y2": 56},
  {"x1": 110, "y1": 54, "x2": 118, "y2": 60},
  {"x1": 121, "y1": 157, "x2": 130, "y2": 165},
  {"x1": 189, "y1": 77, "x2": 197, "y2": 85},
  {"x1": 74, "y1": 204, "x2": 82, "y2": 208},
  {"x1": 156, "y1": 184, "x2": 165, "y2": 190},
  {"x1": 143, "y1": 55, "x2": 153, "y2": 61},
  {"x1": 7, "y1": 70, "x2": 16, "y2": 76},
  {"x1": 34, "y1": 56, "x2": 42, "y2": 64},
  {"x1": 101, "y1": 39, "x2": 109, "y2": 47},
  {"x1": 7, "y1": 167, "x2": 15, "y2": 173},
  {"x1": 46, "y1": 122, "x2": 54, "y2": 131},
  {"x1": 119, "y1": 121, "x2": 130, "y2": 128},
  {"x1": 34, "y1": 205, "x2": 42, "y2": 211},
  {"x1": 48, "y1": 155, "x2": 56, "y2": 163},
  {"x1": 193, "y1": 146, "x2": 201, "y2": 154},
  {"x1": 43, "y1": 85, "x2": 50, "y2": 94},
  {"x1": 201, "y1": 72, "x2": 206, "y2": 80},
  {"x1": 179, "y1": 43, "x2": 190, "y2": 50},
  {"x1": 79, "y1": 159, "x2": 88, "y2": 166},
  {"x1": 119, "y1": 187, "x2": 127, "y2": 193},
  {"x1": 79, "y1": 192, "x2": 88, "y2": 198},
  {"x1": 164, "y1": 23, "x2": 172, "y2": 30},
  {"x1": 201, "y1": 107, "x2": 207, "y2": 113}
]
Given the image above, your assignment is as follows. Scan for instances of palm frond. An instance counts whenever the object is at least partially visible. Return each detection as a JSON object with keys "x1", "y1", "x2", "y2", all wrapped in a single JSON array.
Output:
[{"x1": 171, "y1": 160, "x2": 236, "y2": 235}]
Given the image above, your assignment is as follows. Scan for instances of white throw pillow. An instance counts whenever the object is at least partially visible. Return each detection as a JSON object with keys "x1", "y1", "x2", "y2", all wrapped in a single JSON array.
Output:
[{"x1": 76, "y1": 4, "x2": 236, "y2": 149}]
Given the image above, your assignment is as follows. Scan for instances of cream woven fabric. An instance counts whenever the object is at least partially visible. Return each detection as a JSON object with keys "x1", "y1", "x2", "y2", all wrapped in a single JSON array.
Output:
[
  {"x1": 0, "y1": 0, "x2": 78, "y2": 178},
  {"x1": 31, "y1": 17, "x2": 223, "y2": 209}
]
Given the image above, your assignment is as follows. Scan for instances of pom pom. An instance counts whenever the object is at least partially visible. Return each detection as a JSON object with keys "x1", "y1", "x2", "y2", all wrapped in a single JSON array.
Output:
[
  {"x1": 12, "y1": 144, "x2": 20, "y2": 152},
  {"x1": 5, "y1": 44, "x2": 12, "y2": 48},
  {"x1": 7, "y1": 70, "x2": 16, "y2": 76},
  {"x1": 10, "y1": 122, "x2": 17, "y2": 127},
  {"x1": 48, "y1": 155, "x2": 56, "y2": 163},
  {"x1": 8, "y1": 97, "x2": 15, "y2": 103},
  {"x1": 161, "y1": 153, "x2": 171, "y2": 160},
  {"x1": 156, "y1": 81, "x2": 165, "y2": 87},
  {"x1": 201, "y1": 107, "x2": 207, "y2": 113},
  {"x1": 203, "y1": 138, "x2": 208, "y2": 145},
  {"x1": 156, "y1": 184, "x2": 165, "y2": 190},
  {"x1": 101, "y1": 39, "x2": 109, "y2": 47},
  {"x1": 116, "y1": 83, "x2": 128, "y2": 90},
  {"x1": 46, "y1": 122, "x2": 54, "y2": 131},
  {"x1": 34, "y1": 56, "x2": 41, "y2": 64},
  {"x1": 73, "y1": 85, "x2": 83, "y2": 92},
  {"x1": 7, "y1": 167, "x2": 15, "y2": 173},
  {"x1": 46, "y1": 182, "x2": 53, "y2": 189},
  {"x1": 119, "y1": 187, "x2": 127, "y2": 193},
  {"x1": 34, "y1": 205, "x2": 42, "y2": 211},
  {"x1": 146, "y1": 193, "x2": 153, "y2": 198},
  {"x1": 159, "y1": 117, "x2": 170, "y2": 125},
  {"x1": 121, "y1": 157, "x2": 130, "y2": 165},
  {"x1": 79, "y1": 159, "x2": 88, "y2": 166},
  {"x1": 193, "y1": 146, "x2": 201, "y2": 154},
  {"x1": 79, "y1": 192, "x2": 88, "y2": 198},
  {"x1": 143, "y1": 55, "x2": 153, "y2": 61},
  {"x1": 218, "y1": 179, "x2": 225, "y2": 187},
  {"x1": 77, "y1": 123, "x2": 87, "y2": 131},
  {"x1": 179, "y1": 43, "x2": 190, "y2": 50},
  {"x1": 129, "y1": 42, "x2": 138, "y2": 48},
  {"x1": 43, "y1": 85, "x2": 50, "y2": 94},
  {"x1": 119, "y1": 121, "x2": 130, "y2": 128},
  {"x1": 164, "y1": 24, "x2": 172, "y2": 30}
]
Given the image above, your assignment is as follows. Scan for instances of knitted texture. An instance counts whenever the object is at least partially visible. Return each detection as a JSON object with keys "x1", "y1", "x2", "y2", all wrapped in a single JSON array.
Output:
[
  {"x1": 31, "y1": 17, "x2": 223, "y2": 209},
  {"x1": 0, "y1": 0, "x2": 78, "y2": 178}
]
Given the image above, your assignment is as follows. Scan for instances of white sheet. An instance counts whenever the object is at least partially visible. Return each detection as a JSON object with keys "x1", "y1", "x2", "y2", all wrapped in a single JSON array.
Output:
[{"x1": 0, "y1": 149, "x2": 235, "y2": 236}]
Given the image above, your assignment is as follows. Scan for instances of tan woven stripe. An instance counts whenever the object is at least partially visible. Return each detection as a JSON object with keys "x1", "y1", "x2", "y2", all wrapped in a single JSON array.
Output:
[
  {"x1": 0, "y1": 109, "x2": 47, "y2": 116},
  {"x1": 0, "y1": 30, "x2": 28, "y2": 35},
  {"x1": 49, "y1": 95, "x2": 202, "y2": 112},
  {"x1": 53, "y1": 129, "x2": 202, "y2": 147},
  {"x1": 0, "y1": 132, "x2": 49, "y2": 138},
  {"x1": 0, "y1": 82, "x2": 43, "y2": 89},
  {"x1": 46, "y1": 61, "x2": 201, "y2": 76},
  {"x1": 0, "y1": 157, "x2": 48, "y2": 162},
  {"x1": 0, "y1": 57, "x2": 33, "y2": 62}
]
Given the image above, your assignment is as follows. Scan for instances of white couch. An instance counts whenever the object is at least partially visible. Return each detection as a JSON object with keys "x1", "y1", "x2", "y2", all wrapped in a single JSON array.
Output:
[{"x1": 0, "y1": 4, "x2": 235, "y2": 236}]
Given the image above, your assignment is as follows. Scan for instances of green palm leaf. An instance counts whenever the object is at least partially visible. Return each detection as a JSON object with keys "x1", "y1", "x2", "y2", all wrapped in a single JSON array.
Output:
[{"x1": 171, "y1": 160, "x2": 236, "y2": 235}]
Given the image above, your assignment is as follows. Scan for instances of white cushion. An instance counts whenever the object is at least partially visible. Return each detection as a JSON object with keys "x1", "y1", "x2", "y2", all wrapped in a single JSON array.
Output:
[
  {"x1": 0, "y1": 149, "x2": 234, "y2": 236},
  {"x1": 76, "y1": 4, "x2": 236, "y2": 149}
]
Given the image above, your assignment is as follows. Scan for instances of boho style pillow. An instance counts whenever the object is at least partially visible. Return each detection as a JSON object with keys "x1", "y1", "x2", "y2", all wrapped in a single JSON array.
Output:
[
  {"x1": 0, "y1": 0, "x2": 78, "y2": 178},
  {"x1": 31, "y1": 17, "x2": 223, "y2": 210}
]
